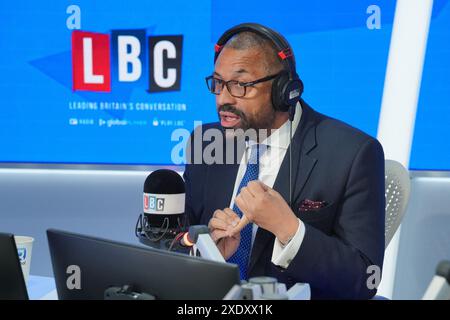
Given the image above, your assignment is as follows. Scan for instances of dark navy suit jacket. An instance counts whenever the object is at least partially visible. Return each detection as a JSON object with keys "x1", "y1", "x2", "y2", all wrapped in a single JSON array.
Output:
[{"x1": 183, "y1": 100, "x2": 385, "y2": 299}]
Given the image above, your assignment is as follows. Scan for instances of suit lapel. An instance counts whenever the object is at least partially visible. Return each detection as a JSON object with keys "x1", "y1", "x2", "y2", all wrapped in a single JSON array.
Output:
[
  {"x1": 291, "y1": 131, "x2": 318, "y2": 205},
  {"x1": 248, "y1": 101, "x2": 318, "y2": 274}
]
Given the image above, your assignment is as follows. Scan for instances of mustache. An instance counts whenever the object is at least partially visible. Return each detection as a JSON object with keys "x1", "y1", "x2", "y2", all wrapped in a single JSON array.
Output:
[{"x1": 218, "y1": 104, "x2": 246, "y2": 119}]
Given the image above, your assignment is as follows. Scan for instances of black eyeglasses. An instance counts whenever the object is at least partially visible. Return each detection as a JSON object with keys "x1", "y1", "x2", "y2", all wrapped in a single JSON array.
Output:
[{"x1": 205, "y1": 73, "x2": 281, "y2": 98}]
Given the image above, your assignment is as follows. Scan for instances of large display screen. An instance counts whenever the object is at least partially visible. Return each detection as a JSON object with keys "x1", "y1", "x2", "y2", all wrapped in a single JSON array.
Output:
[{"x1": 0, "y1": 1, "x2": 448, "y2": 169}]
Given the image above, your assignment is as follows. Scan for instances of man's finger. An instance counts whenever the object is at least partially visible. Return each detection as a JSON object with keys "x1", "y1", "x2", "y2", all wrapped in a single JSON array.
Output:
[
  {"x1": 240, "y1": 187, "x2": 254, "y2": 206},
  {"x1": 240, "y1": 185, "x2": 255, "y2": 198},
  {"x1": 208, "y1": 217, "x2": 229, "y2": 231},
  {"x1": 258, "y1": 180, "x2": 270, "y2": 192},
  {"x1": 235, "y1": 194, "x2": 249, "y2": 215},
  {"x1": 223, "y1": 208, "x2": 240, "y2": 225},
  {"x1": 213, "y1": 209, "x2": 230, "y2": 221},
  {"x1": 266, "y1": 186, "x2": 281, "y2": 198},
  {"x1": 229, "y1": 215, "x2": 250, "y2": 236},
  {"x1": 211, "y1": 229, "x2": 228, "y2": 243},
  {"x1": 247, "y1": 180, "x2": 266, "y2": 195}
]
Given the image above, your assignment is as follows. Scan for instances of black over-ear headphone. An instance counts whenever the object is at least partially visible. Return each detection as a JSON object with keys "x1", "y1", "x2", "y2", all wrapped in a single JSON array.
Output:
[{"x1": 214, "y1": 23, "x2": 304, "y2": 117}]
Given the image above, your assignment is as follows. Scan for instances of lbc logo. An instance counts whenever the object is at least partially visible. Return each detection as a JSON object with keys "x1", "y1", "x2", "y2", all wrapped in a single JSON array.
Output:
[
  {"x1": 17, "y1": 248, "x2": 27, "y2": 265},
  {"x1": 144, "y1": 195, "x2": 165, "y2": 212},
  {"x1": 72, "y1": 30, "x2": 183, "y2": 93}
]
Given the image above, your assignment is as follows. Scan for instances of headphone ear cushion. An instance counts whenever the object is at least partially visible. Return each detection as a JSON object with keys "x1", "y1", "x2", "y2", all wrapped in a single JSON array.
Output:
[{"x1": 271, "y1": 72, "x2": 290, "y2": 112}]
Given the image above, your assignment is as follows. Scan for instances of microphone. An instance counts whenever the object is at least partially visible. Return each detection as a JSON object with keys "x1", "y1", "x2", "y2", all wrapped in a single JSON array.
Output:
[
  {"x1": 181, "y1": 232, "x2": 194, "y2": 247},
  {"x1": 135, "y1": 169, "x2": 188, "y2": 250},
  {"x1": 178, "y1": 225, "x2": 225, "y2": 262}
]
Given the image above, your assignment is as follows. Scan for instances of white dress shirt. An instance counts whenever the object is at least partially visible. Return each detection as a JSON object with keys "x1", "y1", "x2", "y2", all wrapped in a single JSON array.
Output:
[{"x1": 228, "y1": 102, "x2": 306, "y2": 269}]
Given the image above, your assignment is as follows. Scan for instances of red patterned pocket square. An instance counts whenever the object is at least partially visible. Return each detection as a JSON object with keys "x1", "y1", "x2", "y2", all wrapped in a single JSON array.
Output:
[{"x1": 299, "y1": 199, "x2": 328, "y2": 212}]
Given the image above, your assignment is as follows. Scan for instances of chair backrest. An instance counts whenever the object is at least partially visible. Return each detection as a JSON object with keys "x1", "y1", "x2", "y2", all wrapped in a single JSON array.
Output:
[{"x1": 385, "y1": 159, "x2": 411, "y2": 249}]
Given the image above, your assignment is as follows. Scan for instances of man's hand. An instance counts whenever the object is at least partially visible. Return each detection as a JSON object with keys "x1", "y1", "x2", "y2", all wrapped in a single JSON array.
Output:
[
  {"x1": 232, "y1": 180, "x2": 299, "y2": 244},
  {"x1": 208, "y1": 208, "x2": 241, "y2": 260}
]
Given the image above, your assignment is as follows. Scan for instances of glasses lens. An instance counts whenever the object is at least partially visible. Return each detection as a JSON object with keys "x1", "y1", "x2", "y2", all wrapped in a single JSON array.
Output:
[
  {"x1": 207, "y1": 78, "x2": 221, "y2": 95},
  {"x1": 227, "y1": 81, "x2": 245, "y2": 97}
]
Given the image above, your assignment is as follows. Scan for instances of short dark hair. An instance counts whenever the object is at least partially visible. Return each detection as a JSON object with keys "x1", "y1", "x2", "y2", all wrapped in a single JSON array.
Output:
[{"x1": 223, "y1": 31, "x2": 284, "y2": 74}]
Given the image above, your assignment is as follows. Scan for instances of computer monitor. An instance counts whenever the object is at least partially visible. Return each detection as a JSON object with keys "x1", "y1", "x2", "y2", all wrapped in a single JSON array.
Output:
[
  {"x1": 0, "y1": 232, "x2": 29, "y2": 300},
  {"x1": 47, "y1": 229, "x2": 240, "y2": 300}
]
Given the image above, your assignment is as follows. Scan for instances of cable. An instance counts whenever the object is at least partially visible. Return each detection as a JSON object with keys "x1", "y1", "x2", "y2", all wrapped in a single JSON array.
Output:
[
  {"x1": 289, "y1": 105, "x2": 295, "y2": 209},
  {"x1": 289, "y1": 120, "x2": 292, "y2": 207},
  {"x1": 168, "y1": 231, "x2": 186, "y2": 251},
  {"x1": 135, "y1": 214, "x2": 143, "y2": 237},
  {"x1": 142, "y1": 217, "x2": 170, "y2": 242}
]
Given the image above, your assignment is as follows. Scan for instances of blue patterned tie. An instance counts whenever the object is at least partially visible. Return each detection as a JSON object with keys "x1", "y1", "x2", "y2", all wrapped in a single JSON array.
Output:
[{"x1": 227, "y1": 144, "x2": 264, "y2": 280}]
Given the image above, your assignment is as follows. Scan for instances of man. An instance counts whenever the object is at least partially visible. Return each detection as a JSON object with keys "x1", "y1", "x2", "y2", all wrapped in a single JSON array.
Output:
[{"x1": 183, "y1": 23, "x2": 385, "y2": 299}]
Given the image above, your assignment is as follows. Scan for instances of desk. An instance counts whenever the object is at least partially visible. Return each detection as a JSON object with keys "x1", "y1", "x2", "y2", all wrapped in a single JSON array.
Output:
[
  {"x1": 27, "y1": 275, "x2": 57, "y2": 300},
  {"x1": 25, "y1": 275, "x2": 311, "y2": 300}
]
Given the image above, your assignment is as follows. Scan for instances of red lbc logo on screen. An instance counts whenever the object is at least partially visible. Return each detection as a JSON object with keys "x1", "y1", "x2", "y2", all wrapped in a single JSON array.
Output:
[
  {"x1": 72, "y1": 31, "x2": 111, "y2": 92},
  {"x1": 71, "y1": 30, "x2": 183, "y2": 93}
]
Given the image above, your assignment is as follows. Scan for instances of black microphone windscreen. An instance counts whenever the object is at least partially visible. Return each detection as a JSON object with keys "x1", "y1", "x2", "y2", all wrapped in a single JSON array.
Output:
[
  {"x1": 144, "y1": 169, "x2": 185, "y2": 194},
  {"x1": 137, "y1": 169, "x2": 187, "y2": 250}
]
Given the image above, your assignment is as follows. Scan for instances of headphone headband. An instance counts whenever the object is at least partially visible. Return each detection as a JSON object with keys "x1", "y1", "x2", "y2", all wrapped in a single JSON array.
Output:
[
  {"x1": 213, "y1": 23, "x2": 303, "y2": 115},
  {"x1": 214, "y1": 23, "x2": 297, "y2": 76}
]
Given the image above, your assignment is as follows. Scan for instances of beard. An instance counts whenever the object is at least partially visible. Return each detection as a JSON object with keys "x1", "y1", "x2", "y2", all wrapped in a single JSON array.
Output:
[{"x1": 217, "y1": 103, "x2": 276, "y2": 131}]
